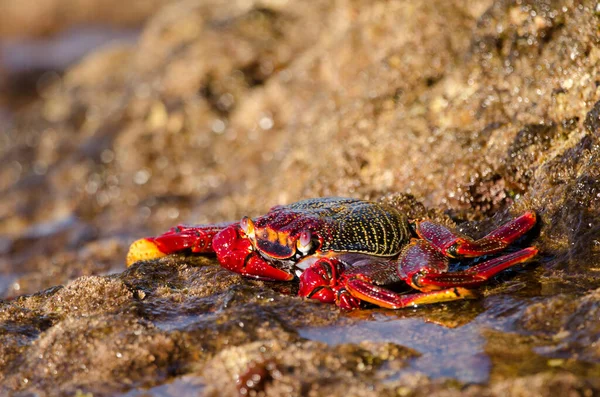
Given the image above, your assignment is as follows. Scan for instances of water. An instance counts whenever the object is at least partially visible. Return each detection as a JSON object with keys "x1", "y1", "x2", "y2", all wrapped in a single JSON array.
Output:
[
  {"x1": 0, "y1": 274, "x2": 18, "y2": 297},
  {"x1": 120, "y1": 375, "x2": 205, "y2": 397},
  {"x1": 299, "y1": 295, "x2": 528, "y2": 384}
]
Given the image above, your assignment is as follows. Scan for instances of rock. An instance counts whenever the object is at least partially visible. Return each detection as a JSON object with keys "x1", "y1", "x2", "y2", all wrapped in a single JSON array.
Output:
[{"x1": 1, "y1": 0, "x2": 600, "y2": 395}]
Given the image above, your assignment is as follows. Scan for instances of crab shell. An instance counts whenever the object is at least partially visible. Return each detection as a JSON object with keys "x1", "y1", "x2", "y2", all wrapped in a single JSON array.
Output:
[{"x1": 226, "y1": 197, "x2": 413, "y2": 278}]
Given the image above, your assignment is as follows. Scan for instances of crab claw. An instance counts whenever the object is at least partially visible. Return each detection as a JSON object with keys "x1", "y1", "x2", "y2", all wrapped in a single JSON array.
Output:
[
  {"x1": 298, "y1": 259, "x2": 340, "y2": 301},
  {"x1": 126, "y1": 231, "x2": 193, "y2": 266},
  {"x1": 126, "y1": 224, "x2": 227, "y2": 266},
  {"x1": 298, "y1": 260, "x2": 362, "y2": 310},
  {"x1": 213, "y1": 225, "x2": 294, "y2": 281},
  {"x1": 298, "y1": 263, "x2": 336, "y2": 303},
  {"x1": 127, "y1": 237, "x2": 168, "y2": 266}
]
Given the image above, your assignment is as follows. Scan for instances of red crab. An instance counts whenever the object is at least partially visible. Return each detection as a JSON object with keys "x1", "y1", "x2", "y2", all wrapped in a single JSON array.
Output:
[{"x1": 127, "y1": 197, "x2": 538, "y2": 310}]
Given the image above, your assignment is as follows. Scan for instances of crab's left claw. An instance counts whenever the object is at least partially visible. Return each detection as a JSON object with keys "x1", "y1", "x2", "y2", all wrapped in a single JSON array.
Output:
[
  {"x1": 298, "y1": 261, "x2": 337, "y2": 304},
  {"x1": 298, "y1": 258, "x2": 361, "y2": 310},
  {"x1": 213, "y1": 225, "x2": 294, "y2": 281}
]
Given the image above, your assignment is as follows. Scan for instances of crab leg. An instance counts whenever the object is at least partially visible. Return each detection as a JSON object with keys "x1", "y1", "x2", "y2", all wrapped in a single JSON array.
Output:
[
  {"x1": 126, "y1": 222, "x2": 236, "y2": 266},
  {"x1": 298, "y1": 255, "x2": 477, "y2": 310},
  {"x1": 414, "y1": 211, "x2": 537, "y2": 257},
  {"x1": 416, "y1": 246, "x2": 538, "y2": 288},
  {"x1": 345, "y1": 277, "x2": 477, "y2": 309},
  {"x1": 345, "y1": 246, "x2": 537, "y2": 309},
  {"x1": 399, "y1": 238, "x2": 538, "y2": 290}
]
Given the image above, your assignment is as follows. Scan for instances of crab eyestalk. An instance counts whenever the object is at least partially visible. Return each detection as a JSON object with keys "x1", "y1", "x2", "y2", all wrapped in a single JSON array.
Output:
[
  {"x1": 296, "y1": 230, "x2": 313, "y2": 255},
  {"x1": 212, "y1": 224, "x2": 294, "y2": 281},
  {"x1": 240, "y1": 216, "x2": 255, "y2": 239}
]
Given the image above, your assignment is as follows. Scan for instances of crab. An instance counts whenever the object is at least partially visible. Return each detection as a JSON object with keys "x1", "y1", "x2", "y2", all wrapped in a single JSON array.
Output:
[{"x1": 127, "y1": 197, "x2": 538, "y2": 310}]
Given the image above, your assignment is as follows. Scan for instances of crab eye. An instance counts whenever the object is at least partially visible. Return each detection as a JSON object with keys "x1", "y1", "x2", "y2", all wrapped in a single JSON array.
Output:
[
  {"x1": 297, "y1": 230, "x2": 312, "y2": 254},
  {"x1": 240, "y1": 216, "x2": 255, "y2": 237}
]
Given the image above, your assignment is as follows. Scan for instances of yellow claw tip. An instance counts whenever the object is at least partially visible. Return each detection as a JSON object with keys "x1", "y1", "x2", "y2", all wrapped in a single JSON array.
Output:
[{"x1": 126, "y1": 238, "x2": 166, "y2": 266}]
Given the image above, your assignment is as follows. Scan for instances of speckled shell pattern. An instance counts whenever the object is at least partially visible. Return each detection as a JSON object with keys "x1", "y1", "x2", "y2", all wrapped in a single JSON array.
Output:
[{"x1": 253, "y1": 197, "x2": 411, "y2": 257}]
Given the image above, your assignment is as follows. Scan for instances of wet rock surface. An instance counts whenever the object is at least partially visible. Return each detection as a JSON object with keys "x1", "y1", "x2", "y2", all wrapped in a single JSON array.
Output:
[{"x1": 1, "y1": 0, "x2": 600, "y2": 395}]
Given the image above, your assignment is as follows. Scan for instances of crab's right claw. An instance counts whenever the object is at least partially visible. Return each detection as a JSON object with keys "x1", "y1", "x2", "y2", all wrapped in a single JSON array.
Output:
[
  {"x1": 213, "y1": 225, "x2": 294, "y2": 281},
  {"x1": 126, "y1": 224, "x2": 229, "y2": 266}
]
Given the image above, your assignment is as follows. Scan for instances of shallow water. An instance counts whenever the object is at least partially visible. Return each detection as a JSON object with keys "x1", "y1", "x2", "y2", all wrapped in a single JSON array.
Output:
[
  {"x1": 0, "y1": 274, "x2": 17, "y2": 297},
  {"x1": 120, "y1": 375, "x2": 205, "y2": 397},
  {"x1": 299, "y1": 295, "x2": 527, "y2": 384}
]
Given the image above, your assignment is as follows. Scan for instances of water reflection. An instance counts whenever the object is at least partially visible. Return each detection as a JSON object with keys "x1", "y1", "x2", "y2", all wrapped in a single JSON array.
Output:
[
  {"x1": 0, "y1": 27, "x2": 139, "y2": 74},
  {"x1": 299, "y1": 296, "x2": 527, "y2": 384},
  {"x1": 120, "y1": 375, "x2": 205, "y2": 397},
  {"x1": 0, "y1": 274, "x2": 18, "y2": 297}
]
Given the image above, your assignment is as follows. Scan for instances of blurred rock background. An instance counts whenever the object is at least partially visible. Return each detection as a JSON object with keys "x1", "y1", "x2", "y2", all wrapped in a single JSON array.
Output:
[{"x1": 1, "y1": 0, "x2": 599, "y2": 395}]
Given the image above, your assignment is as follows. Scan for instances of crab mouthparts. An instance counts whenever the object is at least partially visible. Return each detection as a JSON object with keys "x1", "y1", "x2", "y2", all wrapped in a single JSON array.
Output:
[
  {"x1": 256, "y1": 250, "x2": 297, "y2": 275},
  {"x1": 256, "y1": 238, "x2": 294, "y2": 259},
  {"x1": 296, "y1": 255, "x2": 321, "y2": 268},
  {"x1": 292, "y1": 256, "x2": 321, "y2": 278}
]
